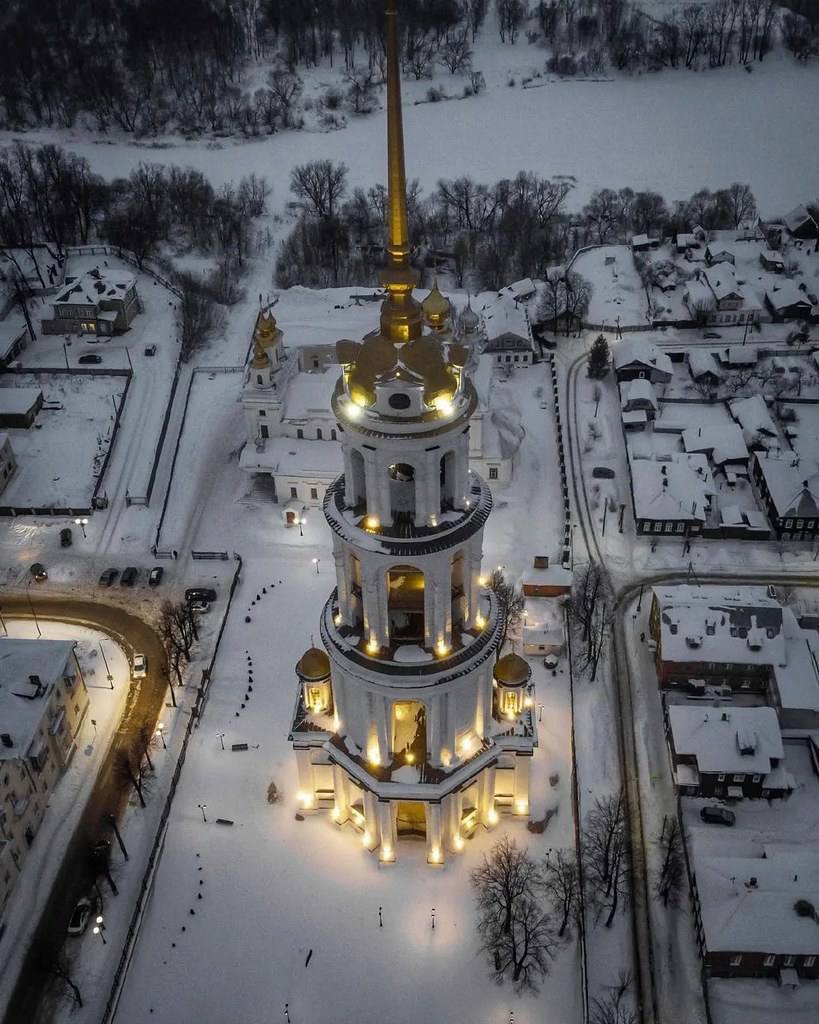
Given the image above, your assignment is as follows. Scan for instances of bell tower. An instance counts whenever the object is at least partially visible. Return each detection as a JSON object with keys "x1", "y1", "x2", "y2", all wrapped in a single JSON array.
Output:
[{"x1": 288, "y1": 0, "x2": 537, "y2": 864}]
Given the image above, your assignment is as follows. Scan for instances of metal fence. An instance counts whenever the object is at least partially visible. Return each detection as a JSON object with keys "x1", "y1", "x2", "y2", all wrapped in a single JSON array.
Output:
[{"x1": 100, "y1": 553, "x2": 243, "y2": 1024}]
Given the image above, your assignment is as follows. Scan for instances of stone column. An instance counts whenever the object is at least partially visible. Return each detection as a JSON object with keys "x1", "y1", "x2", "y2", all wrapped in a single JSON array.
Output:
[
  {"x1": 446, "y1": 791, "x2": 463, "y2": 852},
  {"x1": 334, "y1": 546, "x2": 350, "y2": 624},
  {"x1": 426, "y1": 694, "x2": 440, "y2": 765},
  {"x1": 332, "y1": 764, "x2": 351, "y2": 823},
  {"x1": 513, "y1": 756, "x2": 530, "y2": 815},
  {"x1": 478, "y1": 765, "x2": 497, "y2": 827},
  {"x1": 295, "y1": 748, "x2": 315, "y2": 802},
  {"x1": 455, "y1": 444, "x2": 470, "y2": 507},
  {"x1": 377, "y1": 695, "x2": 391, "y2": 762},
  {"x1": 363, "y1": 790, "x2": 380, "y2": 851},
  {"x1": 378, "y1": 800, "x2": 397, "y2": 861},
  {"x1": 426, "y1": 803, "x2": 444, "y2": 864}
]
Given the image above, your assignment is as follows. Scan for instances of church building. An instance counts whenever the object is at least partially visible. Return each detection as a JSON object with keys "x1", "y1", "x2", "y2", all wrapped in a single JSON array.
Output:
[{"x1": 288, "y1": 0, "x2": 537, "y2": 864}]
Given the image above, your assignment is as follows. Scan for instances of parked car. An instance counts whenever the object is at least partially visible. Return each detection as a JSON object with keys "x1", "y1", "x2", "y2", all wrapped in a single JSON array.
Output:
[
  {"x1": 120, "y1": 567, "x2": 139, "y2": 586},
  {"x1": 148, "y1": 566, "x2": 164, "y2": 587},
  {"x1": 131, "y1": 653, "x2": 147, "y2": 678},
  {"x1": 703, "y1": 331, "x2": 722, "y2": 340},
  {"x1": 189, "y1": 599, "x2": 210, "y2": 614},
  {"x1": 592, "y1": 466, "x2": 616, "y2": 479},
  {"x1": 29, "y1": 562, "x2": 47, "y2": 582},
  {"x1": 60, "y1": 527, "x2": 73, "y2": 548},
  {"x1": 185, "y1": 587, "x2": 217, "y2": 603},
  {"x1": 144, "y1": 344, "x2": 157, "y2": 356},
  {"x1": 99, "y1": 567, "x2": 118, "y2": 587},
  {"x1": 67, "y1": 896, "x2": 95, "y2": 936},
  {"x1": 700, "y1": 805, "x2": 736, "y2": 826},
  {"x1": 78, "y1": 353, "x2": 102, "y2": 364}
]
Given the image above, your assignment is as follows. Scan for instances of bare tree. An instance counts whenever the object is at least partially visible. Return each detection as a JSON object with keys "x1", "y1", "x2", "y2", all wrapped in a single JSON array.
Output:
[
  {"x1": 654, "y1": 817, "x2": 685, "y2": 907},
  {"x1": 583, "y1": 791, "x2": 630, "y2": 927},
  {"x1": 290, "y1": 159, "x2": 349, "y2": 220},
  {"x1": 488, "y1": 568, "x2": 526, "y2": 653},
  {"x1": 44, "y1": 954, "x2": 83, "y2": 1009},
  {"x1": 720, "y1": 182, "x2": 756, "y2": 228},
  {"x1": 267, "y1": 68, "x2": 303, "y2": 128},
  {"x1": 176, "y1": 274, "x2": 225, "y2": 362},
  {"x1": 471, "y1": 834, "x2": 542, "y2": 936},
  {"x1": 566, "y1": 562, "x2": 613, "y2": 679},
  {"x1": 590, "y1": 971, "x2": 638, "y2": 1024},
  {"x1": 439, "y1": 30, "x2": 473, "y2": 73},
  {"x1": 540, "y1": 848, "x2": 579, "y2": 937},
  {"x1": 345, "y1": 66, "x2": 377, "y2": 114},
  {"x1": 114, "y1": 743, "x2": 151, "y2": 808},
  {"x1": 478, "y1": 893, "x2": 555, "y2": 992}
]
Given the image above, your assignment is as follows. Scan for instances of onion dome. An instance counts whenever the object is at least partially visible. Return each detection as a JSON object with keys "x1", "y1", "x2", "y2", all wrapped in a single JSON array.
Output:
[
  {"x1": 255, "y1": 311, "x2": 278, "y2": 348},
  {"x1": 493, "y1": 653, "x2": 531, "y2": 687},
  {"x1": 459, "y1": 301, "x2": 479, "y2": 333},
  {"x1": 250, "y1": 335, "x2": 271, "y2": 370},
  {"x1": 296, "y1": 647, "x2": 331, "y2": 681},
  {"x1": 422, "y1": 280, "x2": 450, "y2": 328}
]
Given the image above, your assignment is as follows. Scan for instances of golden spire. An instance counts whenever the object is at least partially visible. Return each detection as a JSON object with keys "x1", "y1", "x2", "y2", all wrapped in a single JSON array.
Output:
[{"x1": 379, "y1": 0, "x2": 422, "y2": 345}]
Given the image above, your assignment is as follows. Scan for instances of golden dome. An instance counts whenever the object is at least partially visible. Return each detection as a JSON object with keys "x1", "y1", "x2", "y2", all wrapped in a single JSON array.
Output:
[
  {"x1": 255, "y1": 311, "x2": 278, "y2": 347},
  {"x1": 493, "y1": 653, "x2": 530, "y2": 687},
  {"x1": 422, "y1": 280, "x2": 450, "y2": 325},
  {"x1": 296, "y1": 647, "x2": 330, "y2": 681},
  {"x1": 250, "y1": 335, "x2": 270, "y2": 370}
]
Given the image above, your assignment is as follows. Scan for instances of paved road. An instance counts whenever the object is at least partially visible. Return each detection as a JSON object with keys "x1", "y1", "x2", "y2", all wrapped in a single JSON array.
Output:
[{"x1": 0, "y1": 596, "x2": 167, "y2": 1024}]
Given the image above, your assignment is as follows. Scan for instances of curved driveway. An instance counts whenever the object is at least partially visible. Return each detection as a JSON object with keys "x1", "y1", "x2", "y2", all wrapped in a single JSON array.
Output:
[{"x1": 0, "y1": 596, "x2": 167, "y2": 1024}]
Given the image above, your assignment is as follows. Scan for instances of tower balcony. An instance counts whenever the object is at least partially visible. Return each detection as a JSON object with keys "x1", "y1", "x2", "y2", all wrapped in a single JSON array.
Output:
[
  {"x1": 323, "y1": 470, "x2": 492, "y2": 554},
  {"x1": 321, "y1": 587, "x2": 503, "y2": 681}
]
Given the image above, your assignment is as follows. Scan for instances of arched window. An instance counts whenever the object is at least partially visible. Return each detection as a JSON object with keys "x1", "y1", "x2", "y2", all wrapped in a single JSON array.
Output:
[
  {"x1": 387, "y1": 565, "x2": 425, "y2": 642},
  {"x1": 316, "y1": 427, "x2": 323, "y2": 440},
  {"x1": 349, "y1": 449, "x2": 366, "y2": 512},
  {"x1": 440, "y1": 451, "x2": 455, "y2": 511},
  {"x1": 389, "y1": 463, "x2": 416, "y2": 526}
]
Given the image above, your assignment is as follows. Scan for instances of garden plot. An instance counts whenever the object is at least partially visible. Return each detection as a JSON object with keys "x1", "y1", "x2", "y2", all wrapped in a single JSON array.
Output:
[
  {"x1": 572, "y1": 245, "x2": 650, "y2": 328},
  {"x1": 0, "y1": 373, "x2": 127, "y2": 508}
]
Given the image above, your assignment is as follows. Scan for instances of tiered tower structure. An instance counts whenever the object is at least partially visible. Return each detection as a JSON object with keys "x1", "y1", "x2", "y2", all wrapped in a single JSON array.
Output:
[{"x1": 289, "y1": 0, "x2": 536, "y2": 864}]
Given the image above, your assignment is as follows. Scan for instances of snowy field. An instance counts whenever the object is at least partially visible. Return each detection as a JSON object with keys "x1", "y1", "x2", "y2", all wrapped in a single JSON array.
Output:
[
  {"x1": 110, "y1": 545, "x2": 583, "y2": 1024},
  {"x1": 3, "y1": 52, "x2": 818, "y2": 219},
  {"x1": 0, "y1": 373, "x2": 127, "y2": 508},
  {"x1": 572, "y1": 246, "x2": 650, "y2": 328}
]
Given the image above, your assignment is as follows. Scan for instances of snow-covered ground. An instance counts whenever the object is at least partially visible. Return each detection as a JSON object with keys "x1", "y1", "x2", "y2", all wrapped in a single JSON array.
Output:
[
  {"x1": 0, "y1": 372, "x2": 127, "y2": 508},
  {"x1": 2, "y1": 50, "x2": 818, "y2": 219},
  {"x1": 572, "y1": 245, "x2": 651, "y2": 328}
]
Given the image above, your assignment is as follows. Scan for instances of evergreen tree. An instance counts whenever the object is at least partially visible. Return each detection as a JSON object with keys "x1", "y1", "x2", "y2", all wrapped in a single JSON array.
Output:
[{"x1": 587, "y1": 334, "x2": 611, "y2": 379}]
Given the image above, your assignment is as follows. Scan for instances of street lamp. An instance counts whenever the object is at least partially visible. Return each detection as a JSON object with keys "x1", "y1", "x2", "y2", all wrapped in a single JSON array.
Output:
[
  {"x1": 312, "y1": 558, "x2": 320, "y2": 575},
  {"x1": 74, "y1": 517, "x2": 88, "y2": 539},
  {"x1": 217, "y1": 732, "x2": 225, "y2": 751},
  {"x1": 298, "y1": 516, "x2": 305, "y2": 537},
  {"x1": 198, "y1": 803, "x2": 208, "y2": 823},
  {"x1": 93, "y1": 915, "x2": 107, "y2": 945},
  {"x1": 156, "y1": 723, "x2": 166, "y2": 749},
  {"x1": 99, "y1": 640, "x2": 113, "y2": 689}
]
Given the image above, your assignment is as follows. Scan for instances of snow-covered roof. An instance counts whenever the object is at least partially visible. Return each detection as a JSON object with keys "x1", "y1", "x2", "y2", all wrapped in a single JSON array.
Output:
[
  {"x1": 676, "y1": 233, "x2": 700, "y2": 249},
  {"x1": 620, "y1": 379, "x2": 658, "y2": 410},
  {"x1": 703, "y1": 264, "x2": 742, "y2": 302},
  {"x1": 653, "y1": 584, "x2": 785, "y2": 668},
  {"x1": 0, "y1": 638, "x2": 75, "y2": 759},
  {"x1": 629, "y1": 453, "x2": 713, "y2": 523},
  {"x1": 484, "y1": 331, "x2": 532, "y2": 353},
  {"x1": 691, "y1": 840, "x2": 819, "y2": 956},
  {"x1": 760, "y1": 249, "x2": 785, "y2": 265},
  {"x1": 282, "y1": 372, "x2": 335, "y2": 421},
  {"x1": 783, "y1": 204, "x2": 817, "y2": 234},
  {"x1": 54, "y1": 267, "x2": 135, "y2": 307},
  {"x1": 0, "y1": 386, "x2": 42, "y2": 416},
  {"x1": 705, "y1": 243, "x2": 737, "y2": 261},
  {"x1": 723, "y1": 346, "x2": 758, "y2": 367},
  {"x1": 688, "y1": 350, "x2": 724, "y2": 380},
  {"x1": 729, "y1": 394, "x2": 777, "y2": 439},
  {"x1": 0, "y1": 315, "x2": 28, "y2": 360},
  {"x1": 765, "y1": 280, "x2": 813, "y2": 311},
  {"x1": 238, "y1": 438, "x2": 341, "y2": 477},
  {"x1": 668, "y1": 704, "x2": 783, "y2": 775},
  {"x1": 752, "y1": 452, "x2": 819, "y2": 519},
  {"x1": 773, "y1": 608, "x2": 819, "y2": 714},
  {"x1": 682, "y1": 423, "x2": 747, "y2": 465},
  {"x1": 505, "y1": 278, "x2": 536, "y2": 299},
  {"x1": 612, "y1": 339, "x2": 673, "y2": 378}
]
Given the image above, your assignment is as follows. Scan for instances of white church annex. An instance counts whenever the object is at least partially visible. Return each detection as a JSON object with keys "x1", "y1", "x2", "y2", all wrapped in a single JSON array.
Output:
[{"x1": 288, "y1": 0, "x2": 537, "y2": 864}]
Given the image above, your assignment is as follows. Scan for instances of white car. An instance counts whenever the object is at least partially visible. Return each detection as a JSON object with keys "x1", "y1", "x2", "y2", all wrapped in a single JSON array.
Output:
[{"x1": 131, "y1": 654, "x2": 148, "y2": 678}]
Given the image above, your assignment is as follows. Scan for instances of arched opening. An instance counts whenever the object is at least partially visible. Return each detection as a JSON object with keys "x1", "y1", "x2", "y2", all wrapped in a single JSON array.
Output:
[
  {"x1": 389, "y1": 463, "x2": 416, "y2": 528},
  {"x1": 440, "y1": 451, "x2": 456, "y2": 511},
  {"x1": 396, "y1": 801, "x2": 427, "y2": 839},
  {"x1": 450, "y1": 552, "x2": 466, "y2": 631},
  {"x1": 349, "y1": 553, "x2": 363, "y2": 625},
  {"x1": 387, "y1": 565, "x2": 425, "y2": 643},
  {"x1": 392, "y1": 700, "x2": 427, "y2": 766},
  {"x1": 349, "y1": 449, "x2": 366, "y2": 512}
]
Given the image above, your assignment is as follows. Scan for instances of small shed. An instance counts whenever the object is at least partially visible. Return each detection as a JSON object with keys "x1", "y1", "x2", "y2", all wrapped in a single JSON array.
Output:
[{"x1": 0, "y1": 386, "x2": 43, "y2": 428}]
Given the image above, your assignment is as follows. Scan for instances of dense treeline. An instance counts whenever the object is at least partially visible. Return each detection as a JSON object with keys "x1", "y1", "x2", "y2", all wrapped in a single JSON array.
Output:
[
  {"x1": 277, "y1": 158, "x2": 762, "y2": 291},
  {"x1": 0, "y1": 142, "x2": 267, "y2": 301},
  {"x1": 0, "y1": 0, "x2": 814, "y2": 135}
]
